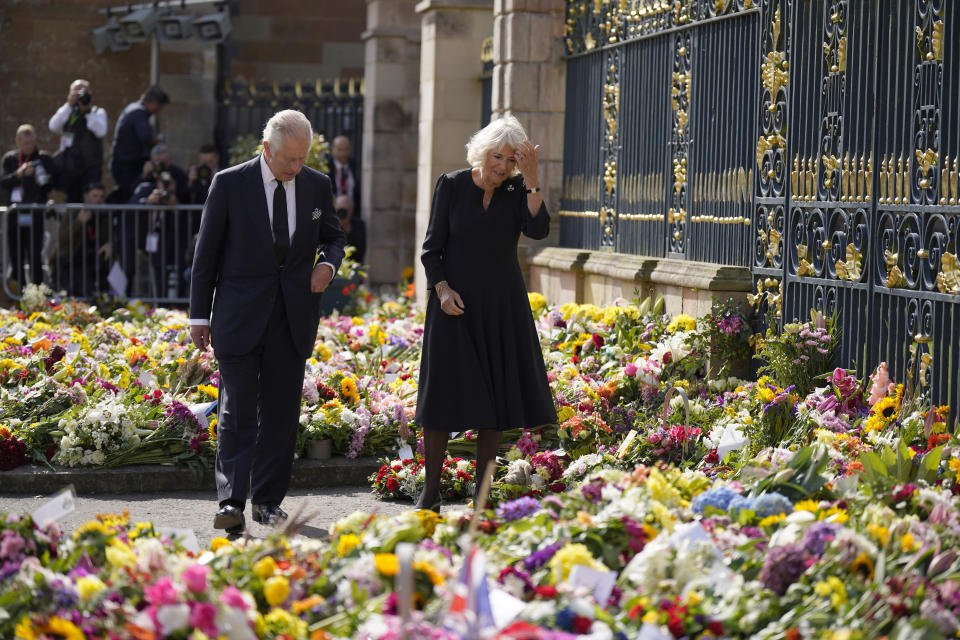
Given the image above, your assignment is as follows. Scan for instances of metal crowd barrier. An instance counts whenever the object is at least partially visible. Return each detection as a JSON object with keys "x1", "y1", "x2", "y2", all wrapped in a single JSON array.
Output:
[{"x1": 0, "y1": 202, "x2": 203, "y2": 307}]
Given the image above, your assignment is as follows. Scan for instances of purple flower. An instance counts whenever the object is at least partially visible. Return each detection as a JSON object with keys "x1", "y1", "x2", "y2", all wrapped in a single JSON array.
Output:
[
  {"x1": 758, "y1": 543, "x2": 809, "y2": 595},
  {"x1": 496, "y1": 496, "x2": 541, "y2": 522},
  {"x1": 581, "y1": 481, "x2": 603, "y2": 503},
  {"x1": 802, "y1": 522, "x2": 837, "y2": 556},
  {"x1": 523, "y1": 540, "x2": 564, "y2": 571}
]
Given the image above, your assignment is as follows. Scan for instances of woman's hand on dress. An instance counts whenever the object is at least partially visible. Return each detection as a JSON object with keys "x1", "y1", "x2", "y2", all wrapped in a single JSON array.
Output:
[
  {"x1": 515, "y1": 140, "x2": 541, "y2": 184},
  {"x1": 440, "y1": 286, "x2": 465, "y2": 316}
]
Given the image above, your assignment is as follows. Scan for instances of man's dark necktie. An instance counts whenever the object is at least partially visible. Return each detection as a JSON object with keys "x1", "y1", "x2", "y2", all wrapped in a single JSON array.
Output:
[{"x1": 273, "y1": 179, "x2": 289, "y2": 263}]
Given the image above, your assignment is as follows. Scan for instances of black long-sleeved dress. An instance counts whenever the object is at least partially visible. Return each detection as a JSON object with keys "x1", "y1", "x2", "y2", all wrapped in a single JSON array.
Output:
[{"x1": 414, "y1": 168, "x2": 557, "y2": 432}]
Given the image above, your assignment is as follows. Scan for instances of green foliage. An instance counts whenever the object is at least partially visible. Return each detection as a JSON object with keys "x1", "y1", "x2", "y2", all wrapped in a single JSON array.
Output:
[
  {"x1": 858, "y1": 440, "x2": 943, "y2": 492},
  {"x1": 748, "y1": 445, "x2": 831, "y2": 501}
]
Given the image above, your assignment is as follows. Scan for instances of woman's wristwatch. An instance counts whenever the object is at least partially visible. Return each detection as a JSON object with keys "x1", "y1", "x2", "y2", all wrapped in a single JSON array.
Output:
[{"x1": 435, "y1": 280, "x2": 449, "y2": 296}]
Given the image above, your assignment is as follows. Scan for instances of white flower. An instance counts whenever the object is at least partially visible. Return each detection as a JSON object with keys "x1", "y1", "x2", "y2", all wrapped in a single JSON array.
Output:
[{"x1": 156, "y1": 604, "x2": 191, "y2": 636}]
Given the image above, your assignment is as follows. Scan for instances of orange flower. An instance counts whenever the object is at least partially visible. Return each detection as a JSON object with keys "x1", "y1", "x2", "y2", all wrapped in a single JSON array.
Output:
[
  {"x1": 598, "y1": 380, "x2": 617, "y2": 400},
  {"x1": 31, "y1": 338, "x2": 52, "y2": 353}
]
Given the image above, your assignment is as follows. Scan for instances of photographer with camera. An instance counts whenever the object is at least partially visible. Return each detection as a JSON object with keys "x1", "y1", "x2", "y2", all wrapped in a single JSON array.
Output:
[
  {"x1": 188, "y1": 143, "x2": 221, "y2": 205},
  {"x1": 334, "y1": 193, "x2": 366, "y2": 264},
  {"x1": 48, "y1": 79, "x2": 108, "y2": 202},
  {"x1": 121, "y1": 144, "x2": 189, "y2": 299},
  {"x1": 1, "y1": 124, "x2": 55, "y2": 290}
]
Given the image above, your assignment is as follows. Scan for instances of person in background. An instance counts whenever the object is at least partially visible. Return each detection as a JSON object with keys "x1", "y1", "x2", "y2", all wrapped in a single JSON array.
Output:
[
  {"x1": 48, "y1": 79, "x2": 108, "y2": 202},
  {"x1": 109, "y1": 85, "x2": 169, "y2": 203},
  {"x1": 334, "y1": 193, "x2": 366, "y2": 264},
  {"x1": 188, "y1": 143, "x2": 221, "y2": 205},
  {"x1": 1, "y1": 125, "x2": 55, "y2": 290},
  {"x1": 55, "y1": 182, "x2": 111, "y2": 297},
  {"x1": 326, "y1": 135, "x2": 360, "y2": 214}
]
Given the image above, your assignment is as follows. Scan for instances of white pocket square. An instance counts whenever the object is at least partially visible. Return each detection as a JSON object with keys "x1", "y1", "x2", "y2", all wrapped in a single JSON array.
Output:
[{"x1": 312, "y1": 208, "x2": 322, "y2": 220}]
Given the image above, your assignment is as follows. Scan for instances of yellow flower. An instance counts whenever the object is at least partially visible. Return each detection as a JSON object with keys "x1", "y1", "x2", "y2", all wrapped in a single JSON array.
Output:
[
  {"x1": 207, "y1": 417, "x2": 218, "y2": 441},
  {"x1": 253, "y1": 556, "x2": 278, "y2": 579},
  {"x1": 667, "y1": 313, "x2": 696, "y2": 333},
  {"x1": 814, "y1": 576, "x2": 848, "y2": 609},
  {"x1": 316, "y1": 343, "x2": 332, "y2": 362},
  {"x1": 198, "y1": 384, "x2": 219, "y2": 399},
  {"x1": 528, "y1": 292, "x2": 547, "y2": 312},
  {"x1": 401, "y1": 266, "x2": 415, "y2": 280},
  {"x1": 77, "y1": 575, "x2": 107, "y2": 601},
  {"x1": 341, "y1": 377, "x2": 358, "y2": 397},
  {"x1": 263, "y1": 608, "x2": 307, "y2": 638},
  {"x1": 949, "y1": 458, "x2": 960, "y2": 474},
  {"x1": 901, "y1": 532, "x2": 920, "y2": 552},
  {"x1": 757, "y1": 386, "x2": 777, "y2": 404},
  {"x1": 15, "y1": 616, "x2": 85, "y2": 640},
  {"x1": 548, "y1": 543, "x2": 608, "y2": 585},
  {"x1": 264, "y1": 575, "x2": 290, "y2": 607},
  {"x1": 850, "y1": 552, "x2": 875, "y2": 581},
  {"x1": 866, "y1": 523, "x2": 890, "y2": 547},
  {"x1": 210, "y1": 537, "x2": 231, "y2": 551},
  {"x1": 14, "y1": 617, "x2": 35, "y2": 640},
  {"x1": 413, "y1": 509, "x2": 440, "y2": 537},
  {"x1": 758, "y1": 513, "x2": 787, "y2": 527},
  {"x1": 795, "y1": 499, "x2": 820, "y2": 512},
  {"x1": 0, "y1": 358, "x2": 22, "y2": 370},
  {"x1": 337, "y1": 533, "x2": 361, "y2": 557},
  {"x1": 73, "y1": 520, "x2": 109, "y2": 540},
  {"x1": 414, "y1": 559, "x2": 446, "y2": 586},
  {"x1": 819, "y1": 506, "x2": 849, "y2": 524},
  {"x1": 375, "y1": 553, "x2": 399, "y2": 576},
  {"x1": 105, "y1": 541, "x2": 137, "y2": 568}
]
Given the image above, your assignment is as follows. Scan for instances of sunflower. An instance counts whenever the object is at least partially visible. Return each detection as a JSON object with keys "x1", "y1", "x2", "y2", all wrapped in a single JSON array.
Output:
[{"x1": 850, "y1": 552, "x2": 874, "y2": 581}]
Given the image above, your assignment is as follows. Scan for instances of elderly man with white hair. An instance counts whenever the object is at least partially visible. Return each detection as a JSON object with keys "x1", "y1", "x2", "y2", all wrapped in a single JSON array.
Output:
[{"x1": 189, "y1": 109, "x2": 346, "y2": 536}]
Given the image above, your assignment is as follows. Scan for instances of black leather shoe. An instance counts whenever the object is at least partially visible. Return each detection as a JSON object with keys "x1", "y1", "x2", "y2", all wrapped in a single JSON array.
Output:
[
  {"x1": 252, "y1": 504, "x2": 288, "y2": 526},
  {"x1": 414, "y1": 491, "x2": 441, "y2": 514},
  {"x1": 213, "y1": 504, "x2": 245, "y2": 531}
]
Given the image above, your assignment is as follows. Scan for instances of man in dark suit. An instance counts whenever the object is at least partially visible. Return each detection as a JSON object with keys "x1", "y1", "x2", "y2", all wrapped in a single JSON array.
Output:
[
  {"x1": 326, "y1": 135, "x2": 361, "y2": 214},
  {"x1": 189, "y1": 110, "x2": 346, "y2": 536}
]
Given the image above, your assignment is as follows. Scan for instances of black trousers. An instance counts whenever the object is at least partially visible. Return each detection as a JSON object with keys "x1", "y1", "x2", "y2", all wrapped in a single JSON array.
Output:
[{"x1": 214, "y1": 290, "x2": 306, "y2": 506}]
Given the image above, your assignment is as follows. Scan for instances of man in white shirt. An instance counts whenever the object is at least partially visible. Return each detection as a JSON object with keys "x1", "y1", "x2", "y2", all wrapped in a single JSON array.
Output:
[{"x1": 49, "y1": 79, "x2": 108, "y2": 202}]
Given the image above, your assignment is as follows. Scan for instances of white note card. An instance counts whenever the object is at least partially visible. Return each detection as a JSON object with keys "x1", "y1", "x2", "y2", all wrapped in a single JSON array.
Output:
[
  {"x1": 32, "y1": 486, "x2": 77, "y2": 525},
  {"x1": 157, "y1": 527, "x2": 201, "y2": 553},
  {"x1": 568, "y1": 565, "x2": 617, "y2": 605}
]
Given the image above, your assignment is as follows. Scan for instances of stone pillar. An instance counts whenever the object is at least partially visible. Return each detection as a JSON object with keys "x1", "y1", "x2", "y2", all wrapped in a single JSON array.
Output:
[
  {"x1": 362, "y1": 0, "x2": 422, "y2": 285},
  {"x1": 414, "y1": 0, "x2": 494, "y2": 306},
  {"x1": 492, "y1": 0, "x2": 565, "y2": 251}
]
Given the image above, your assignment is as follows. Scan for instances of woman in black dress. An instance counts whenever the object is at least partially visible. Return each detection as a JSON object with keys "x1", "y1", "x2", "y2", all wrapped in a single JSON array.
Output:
[{"x1": 414, "y1": 115, "x2": 556, "y2": 511}]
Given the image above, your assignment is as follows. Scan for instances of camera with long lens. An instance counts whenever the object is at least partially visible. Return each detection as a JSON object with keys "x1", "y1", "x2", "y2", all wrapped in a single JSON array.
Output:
[
  {"x1": 196, "y1": 165, "x2": 212, "y2": 182},
  {"x1": 336, "y1": 208, "x2": 348, "y2": 220},
  {"x1": 156, "y1": 170, "x2": 174, "y2": 203},
  {"x1": 76, "y1": 88, "x2": 92, "y2": 107}
]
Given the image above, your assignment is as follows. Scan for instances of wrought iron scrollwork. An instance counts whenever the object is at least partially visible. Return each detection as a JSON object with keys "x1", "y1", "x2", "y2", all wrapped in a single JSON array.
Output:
[
  {"x1": 668, "y1": 31, "x2": 692, "y2": 254},
  {"x1": 912, "y1": 0, "x2": 944, "y2": 205},
  {"x1": 600, "y1": 49, "x2": 621, "y2": 248},
  {"x1": 757, "y1": 1, "x2": 788, "y2": 200}
]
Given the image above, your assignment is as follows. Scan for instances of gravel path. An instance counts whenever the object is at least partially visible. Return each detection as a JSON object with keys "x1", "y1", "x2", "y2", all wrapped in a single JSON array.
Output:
[{"x1": 0, "y1": 488, "x2": 456, "y2": 546}]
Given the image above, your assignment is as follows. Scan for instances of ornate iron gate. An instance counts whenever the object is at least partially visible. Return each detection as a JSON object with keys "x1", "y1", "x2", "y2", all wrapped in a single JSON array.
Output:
[{"x1": 562, "y1": 0, "x2": 960, "y2": 411}]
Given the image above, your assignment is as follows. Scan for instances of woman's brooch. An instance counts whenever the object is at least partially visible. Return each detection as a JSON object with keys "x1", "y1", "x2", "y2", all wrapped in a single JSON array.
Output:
[{"x1": 507, "y1": 184, "x2": 515, "y2": 192}]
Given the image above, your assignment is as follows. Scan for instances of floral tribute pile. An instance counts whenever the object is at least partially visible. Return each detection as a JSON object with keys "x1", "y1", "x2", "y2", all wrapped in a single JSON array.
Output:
[{"x1": 5, "y1": 282, "x2": 960, "y2": 638}]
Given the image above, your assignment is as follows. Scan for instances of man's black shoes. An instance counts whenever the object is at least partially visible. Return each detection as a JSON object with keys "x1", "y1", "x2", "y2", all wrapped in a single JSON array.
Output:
[
  {"x1": 213, "y1": 504, "x2": 245, "y2": 537},
  {"x1": 252, "y1": 504, "x2": 288, "y2": 526}
]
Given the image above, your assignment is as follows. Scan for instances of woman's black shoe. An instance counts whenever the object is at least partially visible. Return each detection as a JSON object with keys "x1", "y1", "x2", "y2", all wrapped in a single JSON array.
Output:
[{"x1": 415, "y1": 492, "x2": 442, "y2": 513}]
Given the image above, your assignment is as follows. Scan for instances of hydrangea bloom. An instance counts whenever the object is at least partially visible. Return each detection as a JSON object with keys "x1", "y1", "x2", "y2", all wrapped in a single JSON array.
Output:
[{"x1": 691, "y1": 486, "x2": 740, "y2": 513}]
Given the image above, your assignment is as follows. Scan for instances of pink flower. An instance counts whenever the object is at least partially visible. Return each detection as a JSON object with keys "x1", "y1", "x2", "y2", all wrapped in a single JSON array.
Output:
[
  {"x1": 189, "y1": 601, "x2": 219, "y2": 637},
  {"x1": 219, "y1": 585, "x2": 249, "y2": 610},
  {"x1": 145, "y1": 577, "x2": 179, "y2": 606},
  {"x1": 624, "y1": 361, "x2": 638, "y2": 377},
  {"x1": 868, "y1": 362, "x2": 895, "y2": 407},
  {"x1": 182, "y1": 563, "x2": 209, "y2": 593}
]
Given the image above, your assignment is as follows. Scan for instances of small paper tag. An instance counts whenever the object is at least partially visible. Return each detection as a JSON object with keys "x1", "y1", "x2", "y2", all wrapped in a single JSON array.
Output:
[
  {"x1": 145, "y1": 232, "x2": 159, "y2": 254},
  {"x1": 567, "y1": 565, "x2": 617, "y2": 605},
  {"x1": 489, "y1": 588, "x2": 527, "y2": 629},
  {"x1": 11, "y1": 186, "x2": 23, "y2": 203},
  {"x1": 617, "y1": 429, "x2": 638, "y2": 459},
  {"x1": 31, "y1": 486, "x2": 77, "y2": 526},
  {"x1": 156, "y1": 527, "x2": 201, "y2": 553},
  {"x1": 138, "y1": 370, "x2": 156, "y2": 387},
  {"x1": 64, "y1": 342, "x2": 81, "y2": 355},
  {"x1": 108, "y1": 261, "x2": 128, "y2": 297},
  {"x1": 397, "y1": 444, "x2": 413, "y2": 460}
]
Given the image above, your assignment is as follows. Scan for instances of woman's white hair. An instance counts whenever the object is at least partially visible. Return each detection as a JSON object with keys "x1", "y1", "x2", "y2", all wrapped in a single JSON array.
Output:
[
  {"x1": 465, "y1": 114, "x2": 528, "y2": 175},
  {"x1": 263, "y1": 109, "x2": 313, "y2": 148}
]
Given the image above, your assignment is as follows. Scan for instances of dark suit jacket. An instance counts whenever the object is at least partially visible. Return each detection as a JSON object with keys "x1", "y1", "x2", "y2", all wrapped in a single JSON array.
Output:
[
  {"x1": 189, "y1": 156, "x2": 347, "y2": 359},
  {"x1": 324, "y1": 155, "x2": 361, "y2": 213}
]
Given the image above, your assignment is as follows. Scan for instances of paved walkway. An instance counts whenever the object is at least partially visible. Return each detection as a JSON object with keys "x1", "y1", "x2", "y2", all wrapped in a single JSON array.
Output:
[{"x1": 0, "y1": 488, "x2": 444, "y2": 546}]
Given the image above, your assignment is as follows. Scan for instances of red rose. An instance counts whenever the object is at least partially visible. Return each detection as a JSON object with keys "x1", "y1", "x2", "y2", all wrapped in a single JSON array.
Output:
[
  {"x1": 707, "y1": 621, "x2": 724, "y2": 635},
  {"x1": 385, "y1": 478, "x2": 399, "y2": 492},
  {"x1": 667, "y1": 615, "x2": 685, "y2": 637},
  {"x1": 572, "y1": 616, "x2": 592, "y2": 634},
  {"x1": 534, "y1": 585, "x2": 557, "y2": 599}
]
